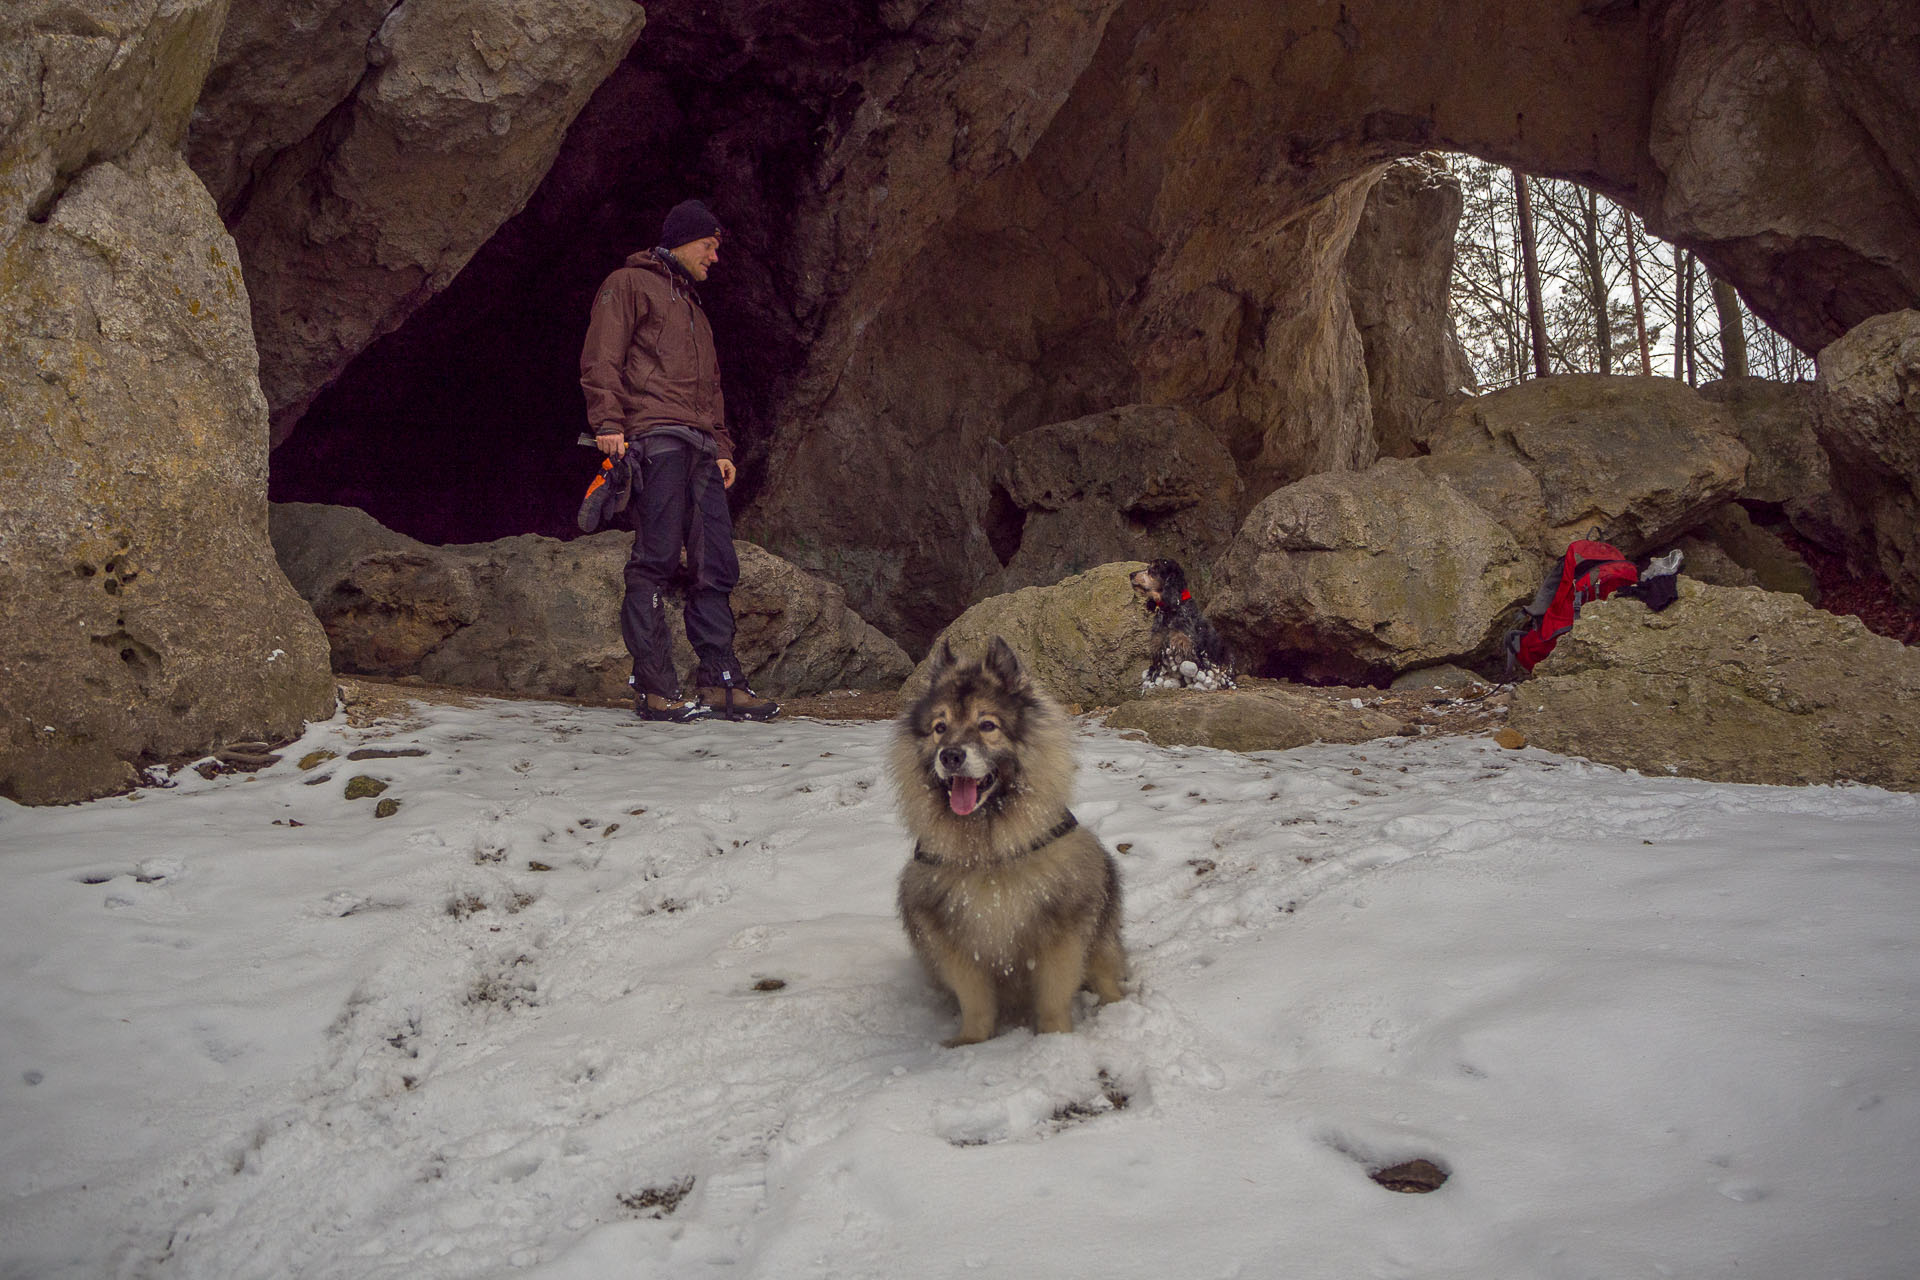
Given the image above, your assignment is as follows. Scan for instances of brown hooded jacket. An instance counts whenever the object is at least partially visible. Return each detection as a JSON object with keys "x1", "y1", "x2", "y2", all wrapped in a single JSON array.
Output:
[{"x1": 579, "y1": 249, "x2": 733, "y2": 461}]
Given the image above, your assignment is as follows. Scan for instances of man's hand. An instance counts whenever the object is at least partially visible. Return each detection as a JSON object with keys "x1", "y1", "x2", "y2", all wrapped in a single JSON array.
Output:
[
  {"x1": 595, "y1": 432, "x2": 627, "y2": 458},
  {"x1": 718, "y1": 458, "x2": 736, "y2": 489}
]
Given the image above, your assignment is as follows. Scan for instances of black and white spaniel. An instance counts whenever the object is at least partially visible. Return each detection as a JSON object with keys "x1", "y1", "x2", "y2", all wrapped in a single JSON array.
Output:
[{"x1": 1129, "y1": 559, "x2": 1236, "y2": 691}]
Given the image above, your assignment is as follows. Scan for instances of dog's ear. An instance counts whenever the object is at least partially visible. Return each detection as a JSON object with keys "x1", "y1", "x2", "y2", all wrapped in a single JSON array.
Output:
[
  {"x1": 929, "y1": 637, "x2": 958, "y2": 674},
  {"x1": 983, "y1": 635, "x2": 1029, "y2": 691}
]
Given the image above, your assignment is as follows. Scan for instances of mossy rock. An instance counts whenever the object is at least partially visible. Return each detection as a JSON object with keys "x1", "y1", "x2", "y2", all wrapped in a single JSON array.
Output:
[
  {"x1": 344, "y1": 774, "x2": 389, "y2": 800},
  {"x1": 905, "y1": 562, "x2": 1156, "y2": 709}
]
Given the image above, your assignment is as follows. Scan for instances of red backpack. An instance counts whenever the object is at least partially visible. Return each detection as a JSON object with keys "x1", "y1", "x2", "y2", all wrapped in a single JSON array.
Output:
[{"x1": 1504, "y1": 538, "x2": 1640, "y2": 674}]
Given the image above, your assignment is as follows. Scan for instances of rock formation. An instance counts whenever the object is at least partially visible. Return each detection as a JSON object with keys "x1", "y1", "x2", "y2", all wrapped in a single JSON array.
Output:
[
  {"x1": 1696, "y1": 374, "x2": 1863, "y2": 565},
  {"x1": 1422, "y1": 375, "x2": 1752, "y2": 557},
  {"x1": 243, "y1": 0, "x2": 1920, "y2": 651},
  {"x1": 1204, "y1": 373, "x2": 1797, "y2": 682},
  {"x1": 1345, "y1": 158, "x2": 1477, "y2": 458},
  {"x1": 1698, "y1": 377, "x2": 1829, "y2": 510},
  {"x1": 1, "y1": 1, "x2": 336, "y2": 805},
  {"x1": 10, "y1": 0, "x2": 1920, "y2": 802},
  {"x1": 978, "y1": 404, "x2": 1242, "y2": 600},
  {"x1": 733, "y1": 0, "x2": 1920, "y2": 642},
  {"x1": 904, "y1": 563, "x2": 1155, "y2": 710},
  {"x1": 187, "y1": 0, "x2": 647, "y2": 441},
  {"x1": 1674, "y1": 505, "x2": 1820, "y2": 603},
  {"x1": 1105, "y1": 686, "x2": 1408, "y2": 752},
  {"x1": 1508, "y1": 579, "x2": 1920, "y2": 792},
  {"x1": 1210, "y1": 462, "x2": 1537, "y2": 684},
  {"x1": 269, "y1": 503, "x2": 910, "y2": 701},
  {"x1": 1813, "y1": 310, "x2": 1920, "y2": 606}
]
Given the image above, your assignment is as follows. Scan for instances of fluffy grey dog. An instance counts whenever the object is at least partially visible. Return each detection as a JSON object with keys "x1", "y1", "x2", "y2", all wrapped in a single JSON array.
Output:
[{"x1": 891, "y1": 637, "x2": 1126, "y2": 1046}]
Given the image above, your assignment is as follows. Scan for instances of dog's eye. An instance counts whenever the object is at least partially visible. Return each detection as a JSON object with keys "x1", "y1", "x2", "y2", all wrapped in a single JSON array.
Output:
[
  {"x1": 978, "y1": 718, "x2": 1000, "y2": 734},
  {"x1": 931, "y1": 720, "x2": 947, "y2": 735}
]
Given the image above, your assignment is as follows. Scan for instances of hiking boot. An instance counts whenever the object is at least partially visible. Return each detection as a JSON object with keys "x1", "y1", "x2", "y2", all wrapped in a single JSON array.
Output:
[
  {"x1": 637, "y1": 693, "x2": 712, "y2": 723},
  {"x1": 697, "y1": 684, "x2": 780, "y2": 722}
]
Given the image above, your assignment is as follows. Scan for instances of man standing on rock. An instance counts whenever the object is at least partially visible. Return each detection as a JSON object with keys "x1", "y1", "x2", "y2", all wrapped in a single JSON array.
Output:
[{"x1": 580, "y1": 198, "x2": 779, "y2": 722}]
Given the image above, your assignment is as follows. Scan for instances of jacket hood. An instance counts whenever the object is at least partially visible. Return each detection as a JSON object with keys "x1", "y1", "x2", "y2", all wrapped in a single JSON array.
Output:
[
  {"x1": 625, "y1": 247, "x2": 704, "y2": 302},
  {"x1": 627, "y1": 246, "x2": 699, "y2": 285}
]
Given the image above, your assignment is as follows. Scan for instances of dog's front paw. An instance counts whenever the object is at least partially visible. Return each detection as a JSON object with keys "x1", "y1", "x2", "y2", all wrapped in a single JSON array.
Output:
[{"x1": 941, "y1": 1031, "x2": 991, "y2": 1049}]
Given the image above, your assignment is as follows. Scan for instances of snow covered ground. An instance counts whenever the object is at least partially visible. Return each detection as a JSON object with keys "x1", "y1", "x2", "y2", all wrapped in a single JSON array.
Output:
[{"x1": 2, "y1": 693, "x2": 1916, "y2": 1280}]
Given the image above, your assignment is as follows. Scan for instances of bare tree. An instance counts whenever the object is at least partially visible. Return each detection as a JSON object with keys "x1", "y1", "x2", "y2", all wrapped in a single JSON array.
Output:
[
  {"x1": 1514, "y1": 172, "x2": 1550, "y2": 379},
  {"x1": 1624, "y1": 212, "x2": 1652, "y2": 375},
  {"x1": 1673, "y1": 244, "x2": 1691, "y2": 381},
  {"x1": 1682, "y1": 251, "x2": 1699, "y2": 386},
  {"x1": 1449, "y1": 160, "x2": 1530, "y2": 388},
  {"x1": 1744, "y1": 317, "x2": 1813, "y2": 381},
  {"x1": 1445, "y1": 155, "x2": 1814, "y2": 389},
  {"x1": 1581, "y1": 189, "x2": 1612, "y2": 374}
]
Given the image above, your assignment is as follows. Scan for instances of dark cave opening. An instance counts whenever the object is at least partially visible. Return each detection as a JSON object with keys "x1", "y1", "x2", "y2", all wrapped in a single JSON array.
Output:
[
  {"x1": 983, "y1": 482, "x2": 1027, "y2": 568},
  {"x1": 269, "y1": 4, "x2": 892, "y2": 546}
]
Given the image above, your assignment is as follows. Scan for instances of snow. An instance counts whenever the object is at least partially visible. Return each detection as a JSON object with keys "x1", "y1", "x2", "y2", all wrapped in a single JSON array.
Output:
[{"x1": 3, "y1": 694, "x2": 1917, "y2": 1280}]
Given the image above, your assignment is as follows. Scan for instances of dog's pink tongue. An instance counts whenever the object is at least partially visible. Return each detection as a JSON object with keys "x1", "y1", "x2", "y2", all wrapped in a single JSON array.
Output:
[{"x1": 948, "y1": 776, "x2": 981, "y2": 816}]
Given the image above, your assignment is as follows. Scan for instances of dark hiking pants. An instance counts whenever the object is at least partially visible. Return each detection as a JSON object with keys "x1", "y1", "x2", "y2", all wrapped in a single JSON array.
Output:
[{"x1": 619, "y1": 438, "x2": 742, "y2": 700}]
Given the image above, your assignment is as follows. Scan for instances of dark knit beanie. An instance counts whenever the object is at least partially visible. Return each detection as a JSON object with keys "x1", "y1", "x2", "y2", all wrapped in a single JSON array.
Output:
[{"x1": 659, "y1": 199, "x2": 723, "y2": 250}]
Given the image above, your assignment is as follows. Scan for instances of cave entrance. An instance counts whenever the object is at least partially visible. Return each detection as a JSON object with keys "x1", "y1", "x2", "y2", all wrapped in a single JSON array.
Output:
[
  {"x1": 259, "y1": 0, "x2": 1912, "y2": 653},
  {"x1": 265, "y1": 6, "x2": 855, "y2": 547}
]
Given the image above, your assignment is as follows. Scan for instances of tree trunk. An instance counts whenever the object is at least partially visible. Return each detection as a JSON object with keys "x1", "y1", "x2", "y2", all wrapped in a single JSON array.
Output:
[
  {"x1": 1673, "y1": 244, "x2": 1688, "y2": 379},
  {"x1": 1624, "y1": 213, "x2": 1652, "y2": 375},
  {"x1": 1580, "y1": 188, "x2": 1611, "y2": 374},
  {"x1": 1482, "y1": 170, "x2": 1520, "y2": 385},
  {"x1": 1681, "y1": 252, "x2": 1698, "y2": 386},
  {"x1": 1712, "y1": 275, "x2": 1748, "y2": 379},
  {"x1": 1514, "y1": 172, "x2": 1550, "y2": 379}
]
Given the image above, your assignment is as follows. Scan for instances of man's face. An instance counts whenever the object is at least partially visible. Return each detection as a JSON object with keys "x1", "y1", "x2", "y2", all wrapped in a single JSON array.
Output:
[{"x1": 670, "y1": 235, "x2": 720, "y2": 282}]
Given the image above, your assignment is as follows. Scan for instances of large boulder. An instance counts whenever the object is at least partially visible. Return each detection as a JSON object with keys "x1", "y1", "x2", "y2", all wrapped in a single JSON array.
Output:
[
  {"x1": 979, "y1": 405, "x2": 1242, "y2": 599},
  {"x1": 188, "y1": 0, "x2": 647, "y2": 440},
  {"x1": 1210, "y1": 461, "x2": 1536, "y2": 684},
  {"x1": 904, "y1": 563, "x2": 1155, "y2": 710},
  {"x1": 1508, "y1": 580, "x2": 1920, "y2": 792},
  {"x1": 1424, "y1": 374, "x2": 1752, "y2": 557},
  {"x1": 0, "y1": 2, "x2": 336, "y2": 806},
  {"x1": 1105, "y1": 685, "x2": 1407, "y2": 751},
  {"x1": 1696, "y1": 374, "x2": 1861, "y2": 564},
  {"x1": 183, "y1": 0, "x2": 395, "y2": 214},
  {"x1": 1813, "y1": 310, "x2": 1920, "y2": 607},
  {"x1": 269, "y1": 503, "x2": 909, "y2": 700},
  {"x1": 1696, "y1": 377, "x2": 1828, "y2": 509},
  {"x1": 1673, "y1": 505, "x2": 1819, "y2": 603}
]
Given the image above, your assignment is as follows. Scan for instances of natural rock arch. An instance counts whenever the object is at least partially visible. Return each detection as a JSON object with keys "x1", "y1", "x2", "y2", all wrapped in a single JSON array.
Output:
[
  {"x1": 246, "y1": 0, "x2": 1918, "y2": 647},
  {"x1": 739, "y1": 0, "x2": 1920, "y2": 642},
  {"x1": 9, "y1": 0, "x2": 1916, "y2": 802}
]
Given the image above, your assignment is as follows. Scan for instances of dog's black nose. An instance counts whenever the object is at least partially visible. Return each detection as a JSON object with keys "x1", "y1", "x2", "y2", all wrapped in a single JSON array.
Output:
[{"x1": 938, "y1": 746, "x2": 967, "y2": 772}]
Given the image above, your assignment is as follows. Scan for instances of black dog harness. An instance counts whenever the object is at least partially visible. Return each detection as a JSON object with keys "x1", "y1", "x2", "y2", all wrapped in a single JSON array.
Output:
[{"x1": 913, "y1": 811, "x2": 1078, "y2": 866}]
